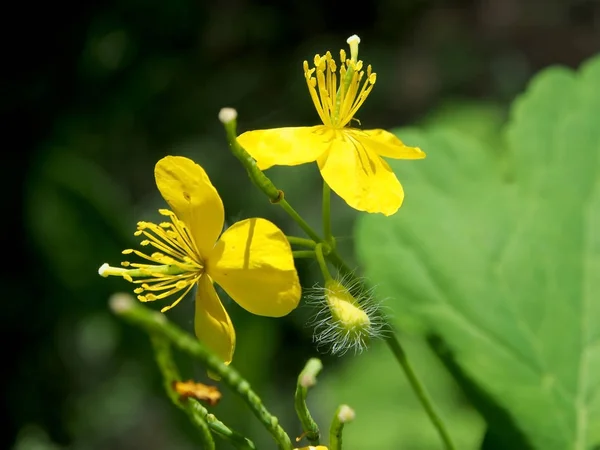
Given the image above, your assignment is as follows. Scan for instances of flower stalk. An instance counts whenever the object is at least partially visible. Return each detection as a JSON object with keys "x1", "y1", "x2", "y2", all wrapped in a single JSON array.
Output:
[
  {"x1": 315, "y1": 244, "x2": 333, "y2": 282},
  {"x1": 293, "y1": 250, "x2": 317, "y2": 259},
  {"x1": 317, "y1": 257, "x2": 456, "y2": 450},
  {"x1": 287, "y1": 236, "x2": 317, "y2": 249},
  {"x1": 110, "y1": 293, "x2": 293, "y2": 450},
  {"x1": 220, "y1": 109, "x2": 456, "y2": 450},
  {"x1": 294, "y1": 358, "x2": 323, "y2": 446},
  {"x1": 322, "y1": 181, "x2": 333, "y2": 245},
  {"x1": 187, "y1": 401, "x2": 256, "y2": 449},
  {"x1": 385, "y1": 333, "x2": 456, "y2": 450},
  {"x1": 221, "y1": 108, "x2": 323, "y2": 244},
  {"x1": 329, "y1": 405, "x2": 355, "y2": 450},
  {"x1": 150, "y1": 334, "x2": 216, "y2": 450},
  {"x1": 149, "y1": 333, "x2": 256, "y2": 449}
]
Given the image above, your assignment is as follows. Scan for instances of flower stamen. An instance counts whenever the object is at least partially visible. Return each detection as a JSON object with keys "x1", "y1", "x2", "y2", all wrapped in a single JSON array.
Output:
[
  {"x1": 158, "y1": 209, "x2": 201, "y2": 259},
  {"x1": 137, "y1": 225, "x2": 187, "y2": 260},
  {"x1": 303, "y1": 34, "x2": 376, "y2": 129},
  {"x1": 99, "y1": 209, "x2": 204, "y2": 310}
]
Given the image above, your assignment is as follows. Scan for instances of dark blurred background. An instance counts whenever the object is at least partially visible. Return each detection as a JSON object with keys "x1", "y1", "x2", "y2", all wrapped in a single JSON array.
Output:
[{"x1": 5, "y1": 0, "x2": 600, "y2": 449}]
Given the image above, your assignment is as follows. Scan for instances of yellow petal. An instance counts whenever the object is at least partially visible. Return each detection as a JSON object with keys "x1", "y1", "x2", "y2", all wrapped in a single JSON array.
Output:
[
  {"x1": 236, "y1": 126, "x2": 329, "y2": 170},
  {"x1": 317, "y1": 131, "x2": 404, "y2": 216},
  {"x1": 207, "y1": 218, "x2": 301, "y2": 317},
  {"x1": 294, "y1": 447, "x2": 328, "y2": 450},
  {"x1": 155, "y1": 156, "x2": 224, "y2": 257},
  {"x1": 194, "y1": 275, "x2": 235, "y2": 365},
  {"x1": 360, "y1": 128, "x2": 426, "y2": 159}
]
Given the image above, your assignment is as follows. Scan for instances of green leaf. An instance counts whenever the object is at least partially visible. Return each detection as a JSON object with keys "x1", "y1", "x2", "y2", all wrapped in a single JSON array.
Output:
[
  {"x1": 428, "y1": 335, "x2": 532, "y2": 449},
  {"x1": 355, "y1": 55, "x2": 600, "y2": 449},
  {"x1": 420, "y1": 99, "x2": 506, "y2": 148}
]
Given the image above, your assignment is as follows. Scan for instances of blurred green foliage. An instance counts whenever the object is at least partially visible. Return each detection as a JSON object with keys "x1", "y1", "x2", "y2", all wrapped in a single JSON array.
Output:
[
  {"x1": 356, "y1": 55, "x2": 600, "y2": 448},
  {"x1": 10, "y1": 0, "x2": 600, "y2": 449}
]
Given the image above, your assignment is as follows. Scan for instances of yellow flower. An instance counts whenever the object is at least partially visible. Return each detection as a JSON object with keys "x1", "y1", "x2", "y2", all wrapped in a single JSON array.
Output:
[
  {"x1": 99, "y1": 156, "x2": 301, "y2": 364},
  {"x1": 294, "y1": 447, "x2": 328, "y2": 450},
  {"x1": 237, "y1": 35, "x2": 425, "y2": 216}
]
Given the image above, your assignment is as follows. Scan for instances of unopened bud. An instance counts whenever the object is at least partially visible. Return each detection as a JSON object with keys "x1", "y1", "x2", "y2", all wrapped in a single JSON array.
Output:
[
  {"x1": 337, "y1": 404, "x2": 355, "y2": 423},
  {"x1": 325, "y1": 280, "x2": 370, "y2": 337},
  {"x1": 307, "y1": 276, "x2": 386, "y2": 356},
  {"x1": 218, "y1": 107, "x2": 238, "y2": 124}
]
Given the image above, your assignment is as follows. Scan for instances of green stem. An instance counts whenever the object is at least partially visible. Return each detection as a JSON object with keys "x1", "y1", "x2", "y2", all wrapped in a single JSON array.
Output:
[
  {"x1": 322, "y1": 181, "x2": 333, "y2": 245},
  {"x1": 324, "y1": 250, "x2": 355, "y2": 281},
  {"x1": 188, "y1": 400, "x2": 256, "y2": 449},
  {"x1": 112, "y1": 295, "x2": 292, "y2": 450},
  {"x1": 294, "y1": 358, "x2": 323, "y2": 446},
  {"x1": 220, "y1": 111, "x2": 455, "y2": 449},
  {"x1": 324, "y1": 252, "x2": 455, "y2": 449},
  {"x1": 384, "y1": 332, "x2": 455, "y2": 450},
  {"x1": 279, "y1": 198, "x2": 322, "y2": 243},
  {"x1": 293, "y1": 250, "x2": 316, "y2": 259},
  {"x1": 329, "y1": 405, "x2": 354, "y2": 450},
  {"x1": 287, "y1": 236, "x2": 317, "y2": 249},
  {"x1": 186, "y1": 406, "x2": 217, "y2": 449},
  {"x1": 323, "y1": 253, "x2": 456, "y2": 449},
  {"x1": 150, "y1": 334, "x2": 215, "y2": 450},
  {"x1": 314, "y1": 244, "x2": 332, "y2": 282}
]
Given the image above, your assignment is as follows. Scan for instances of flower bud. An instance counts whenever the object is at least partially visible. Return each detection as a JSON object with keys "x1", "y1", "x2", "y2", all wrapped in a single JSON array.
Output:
[
  {"x1": 218, "y1": 107, "x2": 238, "y2": 124},
  {"x1": 325, "y1": 279, "x2": 371, "y2": 338},
  {"x1": 307, "y1": 276, "x2": 385, "y2": 356},
  {"x1": 337, "y1": 404, "x2": 355, "y2": 423}
]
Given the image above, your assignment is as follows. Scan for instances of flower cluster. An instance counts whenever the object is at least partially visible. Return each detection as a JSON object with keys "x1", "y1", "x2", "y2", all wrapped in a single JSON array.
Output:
[
  {"x1": 100, "y1": 35, "x2": 424, "y2": 364},
  {"x1": 96, "y1": 33, "x2": 451, "y2": 450}
]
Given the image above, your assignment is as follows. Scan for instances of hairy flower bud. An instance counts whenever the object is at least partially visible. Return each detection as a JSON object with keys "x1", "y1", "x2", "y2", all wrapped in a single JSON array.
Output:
[
  {"x1": 326, "y1": 279, "x2": 371, "y2": 337},
  {"x1": 307, "y1": 275, "x2": 386, "y2": 355}
]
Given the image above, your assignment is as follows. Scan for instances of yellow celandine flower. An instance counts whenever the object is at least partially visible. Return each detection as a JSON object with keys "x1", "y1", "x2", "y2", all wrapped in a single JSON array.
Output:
[
  {"x1": 237, "y1": 34, "x2": 426, "y2": 216},
  {"x1": 99, "y1": 156, "x2": 301, "y2": 364},
  {"x1": 294, "y1": 447, "x2": 328, "y2": 450}
]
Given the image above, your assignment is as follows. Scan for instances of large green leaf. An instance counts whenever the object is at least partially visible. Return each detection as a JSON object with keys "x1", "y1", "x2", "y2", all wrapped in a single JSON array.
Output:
[{"x1": 356, "y1": 55, "x2": 600, "y2": 449}]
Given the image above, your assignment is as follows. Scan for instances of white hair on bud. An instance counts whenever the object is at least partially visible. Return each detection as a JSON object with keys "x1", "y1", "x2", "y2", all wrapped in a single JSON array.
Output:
[
  {"x1": 218, "y1": 107, "x2": 238, "y2": 124},
  {"x1": 305, "y1": 271, "x2": 389, "y2": 356}
]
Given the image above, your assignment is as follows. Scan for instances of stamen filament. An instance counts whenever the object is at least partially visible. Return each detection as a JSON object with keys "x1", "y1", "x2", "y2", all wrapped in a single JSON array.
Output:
[
  {"x1": 160, "y1": 280, "x2": 198, "y2": 313},
  {"x1": 99, "y1": 208, "x2": 205, "y2": 312},
  {"x1": 124, "y1": 249, "x2": 174, "y2": 265},
  {"x1": 304, "y1": 63, "x2": 330, "y2": 126},
  {"x1": 138, "y1": 274, "x2": 197, "y2": 292},
  {"x1": 140, "y1": 229, "x2": 188, "y2": 261},
  {"x1": 159, "y1": 209, "x2": 202, "y2": 261},
  {"x1": 140, "y1": 280, "x2": 193, "y2": 302},
  {"x1": 303, "y1": 34, "x2": 376, "y2": 129},
  {"x1": 141, "y1": 219, "x2": 189, "y2": 252}
]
